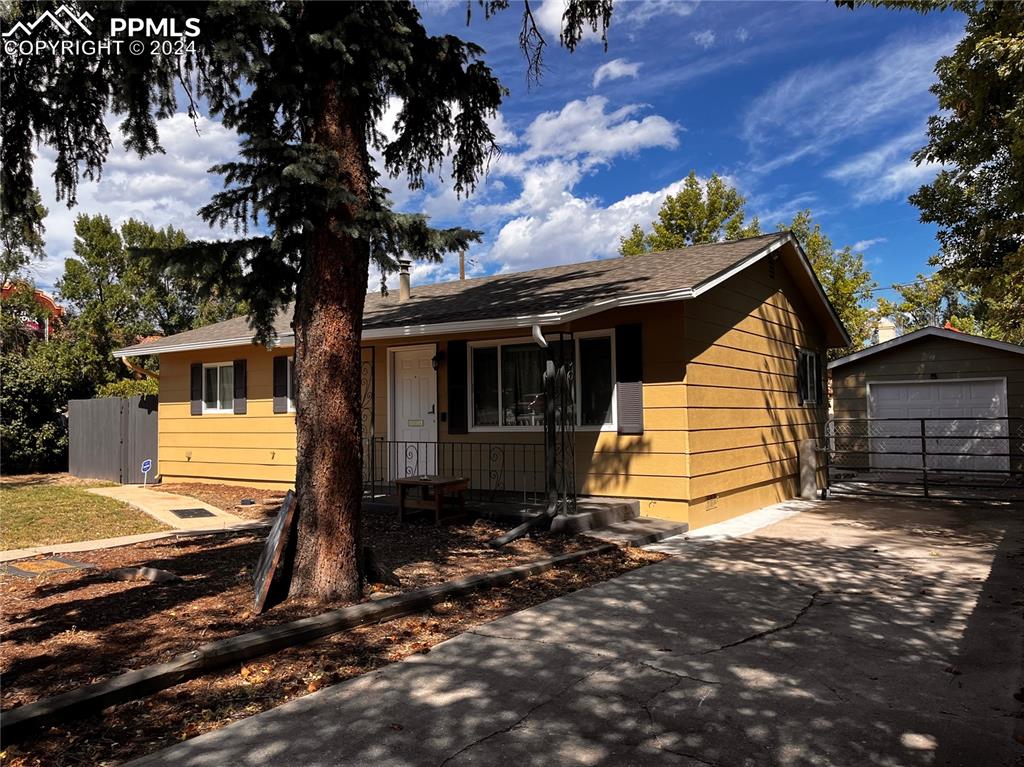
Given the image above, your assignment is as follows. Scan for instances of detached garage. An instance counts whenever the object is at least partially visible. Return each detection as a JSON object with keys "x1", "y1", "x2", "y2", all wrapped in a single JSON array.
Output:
[{"x1": 828, "y1": 327, "x2": 1024, "y2": 498}]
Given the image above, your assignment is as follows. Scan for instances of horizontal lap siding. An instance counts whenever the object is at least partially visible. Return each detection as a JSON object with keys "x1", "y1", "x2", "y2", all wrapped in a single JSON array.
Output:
[
  {"x1": 831, "y1": 337, "x2": 1024, "y2": 420},
  {"x1": 158, "y1": 347, "x2": 297, "y2": 489},
  {"x1": 684, "y1": 254, "x2": 826, "y2": 528}
]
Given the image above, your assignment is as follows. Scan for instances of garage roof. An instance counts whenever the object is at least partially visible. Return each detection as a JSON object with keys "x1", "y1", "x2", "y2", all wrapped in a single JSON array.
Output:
[{"x1": 828, "y1": 326, "x2": 1024, "y2": 370}]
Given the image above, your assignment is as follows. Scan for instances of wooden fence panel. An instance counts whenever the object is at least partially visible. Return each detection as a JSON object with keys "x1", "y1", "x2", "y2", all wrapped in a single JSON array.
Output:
[{"x1": 68, "y1": 396, "x2": 158, "y2": 484}]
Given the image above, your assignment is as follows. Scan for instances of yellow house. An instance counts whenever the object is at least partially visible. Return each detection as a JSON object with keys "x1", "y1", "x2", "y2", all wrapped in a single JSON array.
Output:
[{"x1": 114, "y1": 232, "x2": 849, "y2": 529}]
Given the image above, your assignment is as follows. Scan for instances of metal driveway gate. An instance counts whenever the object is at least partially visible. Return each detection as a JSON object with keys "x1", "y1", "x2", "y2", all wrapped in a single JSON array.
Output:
[
  {"x1": 69, "y1": 395, "x2": 158, "y2": 484},
  {"x1": 825, "y1": 416, "x2": 1024, "y2": 501}
]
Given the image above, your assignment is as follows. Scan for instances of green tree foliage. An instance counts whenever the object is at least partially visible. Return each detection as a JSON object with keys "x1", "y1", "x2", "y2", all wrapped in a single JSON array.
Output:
[
  {"x1": 0, "y1": 188, "x2": 48, "y2": 352},
  {"x1": 911, "y1": 1, "x2": 1024, "y2": 343},
  {"x1": 0, "y1": 339, "x2": 96, "y2": 473},
  {"x1": 97, "y1": 378, "x2": 159, "y2": 398},
  {"x1": 58, "y1": 214, "x2": 150, "y2": 378},
  {"x1": 843, "y1": 1, "x2": 1024, "y2": 343},
  {"x1": 57, "y1": 214, "x2": 247, "y2": 383},
  {"x1": 877, "y1": 271, "x2": 981, "y2": 335},
  {"x1": 1, "y1": 187, "x2": 46, "y2": 284},
  {"x1": 619, "y1": 172, "x2": 761, "y2": 255},
  {"x1": 1, "y1": 0, "x2": 613, "y2": 601},
  {"x1": 780, "y1": 211, "x2": 877, "y2": 357}
]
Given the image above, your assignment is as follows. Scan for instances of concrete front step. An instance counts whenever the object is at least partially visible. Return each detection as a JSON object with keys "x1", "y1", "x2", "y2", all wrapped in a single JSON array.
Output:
[
  {"x1": 548, "y1": 497, "x2": 639, "y2": 534},
  {"x1": 582, "y1": 516, "x2": 689, "y2": 547}
]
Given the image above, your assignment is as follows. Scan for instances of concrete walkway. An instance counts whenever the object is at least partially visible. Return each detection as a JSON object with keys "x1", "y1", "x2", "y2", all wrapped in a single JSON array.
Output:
[
  {"x1": 87, "y1": 486, "x2": 250, "y2": 531},
  {"x1": 129, "y1": 498, "x2": 1024, "y2": 766}
]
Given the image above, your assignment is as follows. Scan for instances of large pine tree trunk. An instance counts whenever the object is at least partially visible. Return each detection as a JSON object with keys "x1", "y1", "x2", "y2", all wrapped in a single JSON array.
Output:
[{"x1": 288, "y1": 81, "x2": 371, "y2": 602}]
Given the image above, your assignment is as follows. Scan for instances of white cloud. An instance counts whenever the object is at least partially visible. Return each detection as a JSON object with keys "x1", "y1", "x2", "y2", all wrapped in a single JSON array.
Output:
[
  {"x1": 534, "y1": 0, "x2": 567, "y2": 38},
  {"x1": 753, "y1": 193, "x2": 820, "y2": 229},
  {"x1": 487, "y1": 176, "x2": 690, "y2": 272},
  {"x1": 851, "y1": 237, "x2": 887, "y2": 252},
  {"x1": 736, "y1": 27, "x2": 750, "y2": 43},
  {"x1": 31, "y1": 112, "x2": 239, "y2": 290},
  {"x1": 592, "y1": 58, "x2": 642, "y2": 88},
  {"x1": 692, "y1": 30, "x2": 716, "y2": 49},
  {"x1": 621, "y1": 0, "x2": 700, "y2": 27},
  {"x1": 742, "y1": 29, "x2": 960, "y2": 171},
  {"x1": 521, "y1": 96, "x2": 679, "y2": 162},
  {"x1": 828, "y1": 129, "x2": 941, "y2": 203},
  {"x1": 379, "y1": 93, "x2": 684, "y2": 277}
]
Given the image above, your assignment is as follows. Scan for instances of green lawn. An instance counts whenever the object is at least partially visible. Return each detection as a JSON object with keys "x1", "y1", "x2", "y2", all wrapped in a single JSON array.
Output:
[{"x1": 0, "y1": 481, "x2": 168, "y2": 550}]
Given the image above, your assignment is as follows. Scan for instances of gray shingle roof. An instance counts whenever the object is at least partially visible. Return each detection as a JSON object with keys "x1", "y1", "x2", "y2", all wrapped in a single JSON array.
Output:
[{"x1": 114, "y1": 233, "x2": 795, "y2": 356}]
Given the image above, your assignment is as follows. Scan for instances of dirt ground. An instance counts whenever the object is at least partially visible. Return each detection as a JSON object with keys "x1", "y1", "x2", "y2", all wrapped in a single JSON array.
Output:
[
  {"x1": 153, "y1": 483, "x2": 285, "y2": 520},
  {"x1": 1, "y1": 507, "x2": 665, "y2": 766}
]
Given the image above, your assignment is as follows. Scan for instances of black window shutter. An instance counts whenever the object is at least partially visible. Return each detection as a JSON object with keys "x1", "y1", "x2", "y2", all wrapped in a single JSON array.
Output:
[
  {"x1": 615, "y1": 324, "x2": 644, "y2": 435},
  {"x1": 233, "y1": 359, "x2": 247, "y2": 414},
  {"x1": 190, "y1": 363, "x2": 203, "y2": 416},
  {"x1": 273, "y1": 356, "x2": 289, "y2": 414},
  {"x1": 796, "y1": 352, "x2": 808, "y2": 404},
  {"x1": 447, "y1": 341, "x2": 468, "y2": 434}
]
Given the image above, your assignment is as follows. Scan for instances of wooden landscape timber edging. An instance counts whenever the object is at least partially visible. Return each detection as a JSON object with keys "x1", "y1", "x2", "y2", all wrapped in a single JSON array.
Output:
[{"x1": 0, "y1": 542, "x2": 616, "y2": 742}]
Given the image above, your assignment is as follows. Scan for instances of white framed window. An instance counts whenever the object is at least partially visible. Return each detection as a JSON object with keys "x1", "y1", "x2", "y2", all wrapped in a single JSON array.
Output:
[
  {"x1": 202, "y1": 362, "x2": 235, "y2": 413},
  {"x1": 797, "y1": 348, "x2": 821, "y2": 406},
  {"x1": 468, "y1": 331, "x2": 616, "y2": 431}
]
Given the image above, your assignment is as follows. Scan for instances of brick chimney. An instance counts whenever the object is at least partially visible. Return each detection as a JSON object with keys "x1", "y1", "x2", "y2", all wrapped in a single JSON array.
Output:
[{"x1": 398, "y1": 259, "x2": 411, "y2": 302}]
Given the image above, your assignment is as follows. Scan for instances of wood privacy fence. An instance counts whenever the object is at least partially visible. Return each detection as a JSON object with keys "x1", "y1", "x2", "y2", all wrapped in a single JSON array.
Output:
[{"x1": 68, "y1": 395, "x2": 158, "y2": 484}]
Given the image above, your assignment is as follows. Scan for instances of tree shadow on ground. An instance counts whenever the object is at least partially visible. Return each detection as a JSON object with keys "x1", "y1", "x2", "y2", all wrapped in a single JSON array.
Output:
[
  {"x1": 0, "y1": 510, "x2": 581, "y2": 707},
  {"x1": 129, "y1": 499, "x2": 1024, "y2": 767}
]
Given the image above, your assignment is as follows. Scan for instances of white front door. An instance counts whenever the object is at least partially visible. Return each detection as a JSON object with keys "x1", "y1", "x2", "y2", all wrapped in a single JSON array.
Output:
[
  {"x1": 391, "y1": 346, "x2": 438, "y2": 477},
  {"x1": 868, "y1": 379, "x2": 1009, "y2": 472}
]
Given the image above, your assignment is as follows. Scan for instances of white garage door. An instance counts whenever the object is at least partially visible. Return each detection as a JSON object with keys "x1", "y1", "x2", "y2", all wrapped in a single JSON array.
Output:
[{"x1": 867, "y1": 379, "x2": 1009, "y2": 472}]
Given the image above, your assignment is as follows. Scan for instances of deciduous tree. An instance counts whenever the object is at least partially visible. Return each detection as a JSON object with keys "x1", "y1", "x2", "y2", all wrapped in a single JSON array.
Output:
[
  {"x1": 842, "y1": 0, "x2": 1024, "y2": 343},
  {"x1": 779, "y1": 211, "x2": 877, "y2": 357},
  {"x1": 619, "y1": 171, "x2": 761, "y2": 255},
  {"x1": 877, "y1": 270, "x2": 980, "y2": 335}
]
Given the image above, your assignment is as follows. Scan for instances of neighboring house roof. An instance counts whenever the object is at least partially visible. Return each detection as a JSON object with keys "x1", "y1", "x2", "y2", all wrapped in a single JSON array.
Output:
[
  {"x1": 114, "y1": 232, "x2": 850, "y2": 358},
  {"x1": 1, "y1": 282, "x2": 64, "y2": 319},
  {"x1": 828, "y1": 326, "x2": 1024, "y2": 370}
]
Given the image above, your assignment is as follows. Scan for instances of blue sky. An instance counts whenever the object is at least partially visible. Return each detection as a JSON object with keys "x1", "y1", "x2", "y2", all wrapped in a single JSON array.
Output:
[{"x1": 31, "y1": 0, "x2": 965, "y2": 305}]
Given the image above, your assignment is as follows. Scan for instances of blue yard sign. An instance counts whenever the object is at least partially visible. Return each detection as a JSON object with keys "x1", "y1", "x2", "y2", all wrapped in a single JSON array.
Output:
[{"x1": 141, "y1": 459, "x2": 152, "y2": 485}]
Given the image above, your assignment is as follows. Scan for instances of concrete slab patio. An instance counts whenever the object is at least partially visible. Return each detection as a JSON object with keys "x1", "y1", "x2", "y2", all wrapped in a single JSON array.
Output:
[{"x1": 128, "y1": 497, "x2": 1024, "y2": 767}]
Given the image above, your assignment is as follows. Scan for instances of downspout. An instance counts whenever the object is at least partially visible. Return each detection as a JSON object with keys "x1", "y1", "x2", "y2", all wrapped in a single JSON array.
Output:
[{"x1": 531, "y1": 323, "x2": 548, "y2": 349}]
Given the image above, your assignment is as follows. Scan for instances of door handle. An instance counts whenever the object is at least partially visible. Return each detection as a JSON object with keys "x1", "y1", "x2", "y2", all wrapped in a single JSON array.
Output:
[{"x1": 428, "y1": 404, "x2": 436, "y2": 415}]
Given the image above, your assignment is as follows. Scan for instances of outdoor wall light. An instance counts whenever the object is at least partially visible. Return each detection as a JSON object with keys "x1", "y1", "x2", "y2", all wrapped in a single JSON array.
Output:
[{"x1": 431, "y1": 351, "x2": 445, "y2": 371}]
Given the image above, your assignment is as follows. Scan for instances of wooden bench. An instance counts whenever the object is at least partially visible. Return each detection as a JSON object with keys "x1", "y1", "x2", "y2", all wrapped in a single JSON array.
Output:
[{"x1": 395, "y1": 476, "x2": 469, "y2": 524}]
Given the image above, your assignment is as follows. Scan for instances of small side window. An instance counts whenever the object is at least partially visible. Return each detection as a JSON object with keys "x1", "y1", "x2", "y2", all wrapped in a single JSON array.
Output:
[{"x1": 797, "y1": 349, "x2": 821, "y2": 406}]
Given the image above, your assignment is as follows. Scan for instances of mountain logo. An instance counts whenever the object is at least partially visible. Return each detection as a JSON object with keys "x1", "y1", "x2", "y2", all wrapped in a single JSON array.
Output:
[{"x1": 2, "y1": 5, "x2": 94, "y2": 37}]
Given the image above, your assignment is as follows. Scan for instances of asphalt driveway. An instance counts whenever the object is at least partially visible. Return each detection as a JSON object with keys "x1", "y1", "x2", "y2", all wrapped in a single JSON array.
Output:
[{"x1": 130, "y1": 497, "x2": 1024, "y2": 766}]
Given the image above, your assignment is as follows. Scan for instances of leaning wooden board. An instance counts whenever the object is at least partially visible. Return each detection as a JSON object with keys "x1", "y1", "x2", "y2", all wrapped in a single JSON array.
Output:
[{"x1": 252, "y1": 490, "x2": 297, "y2": 614}]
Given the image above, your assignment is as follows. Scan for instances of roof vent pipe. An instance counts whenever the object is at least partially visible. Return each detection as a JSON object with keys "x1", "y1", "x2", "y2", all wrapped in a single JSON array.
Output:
[{"x1": 398, "y1": 259, "x2": 411, "y2": 302}]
